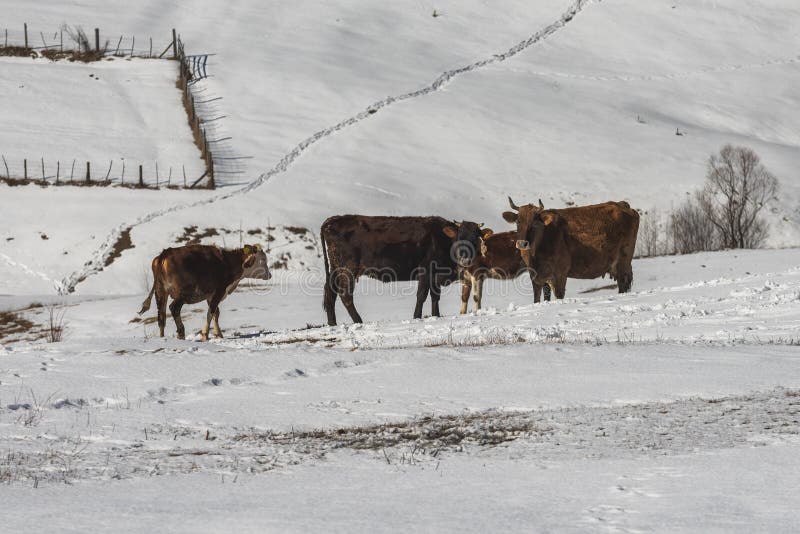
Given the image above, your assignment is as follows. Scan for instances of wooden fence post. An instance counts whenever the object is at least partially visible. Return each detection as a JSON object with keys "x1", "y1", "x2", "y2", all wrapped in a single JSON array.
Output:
[
  {"x1": 86, "y1": 161, "x2": 90, "y2": 182},
  {"x1": 41, "y1": 157, "x2": 45, "y2": 181},
  {"x1": 95, "y1": 28, "x2": 100, "y2": 52},
  {"x1": 139, "y1": 164, "x2": 143, "y2": 187},
  {"x1": 56, "y1": 161, "x2": 60, "y2": 184},
  {"x1": 172, "y1": 29, "x2": 177, "y2": 59},
  {"x1": 24, "y1": 159, "x2": 27, "y2": 180},
  {"x1": 24, "y1": 23, "x2": 28, "y2": 49}
]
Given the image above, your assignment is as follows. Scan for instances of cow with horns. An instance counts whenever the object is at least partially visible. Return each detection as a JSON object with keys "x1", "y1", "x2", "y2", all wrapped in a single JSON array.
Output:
[
  {"x1": 320, "y1": 215, "x2": 491, "y2": 325},
  {"x1": 139, "y1": 244, "x2": 271, "y2": 340},
  {"x1": 503, "y1": 197, "x2": 639, "y2": 300}
]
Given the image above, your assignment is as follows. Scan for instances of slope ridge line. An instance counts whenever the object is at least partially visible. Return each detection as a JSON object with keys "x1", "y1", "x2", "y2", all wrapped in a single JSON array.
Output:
[{"x1": 57, "y1": 0, "x2": 593, "y2": 295}]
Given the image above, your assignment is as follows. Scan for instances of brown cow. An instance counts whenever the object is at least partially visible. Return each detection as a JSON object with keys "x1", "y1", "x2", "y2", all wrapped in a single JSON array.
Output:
[
  {"x1": 459, "y1": 230, "x2": 545, "y2": 313},
  {"x1": 503, "y1": 198, "x2": 639, "y2": 298},
  {"x1": 320, "y1": 215, "x2": 490, "y2": 325},
  {"x1": 139, "y1": 244, "x2": 270, "y2": 340}
]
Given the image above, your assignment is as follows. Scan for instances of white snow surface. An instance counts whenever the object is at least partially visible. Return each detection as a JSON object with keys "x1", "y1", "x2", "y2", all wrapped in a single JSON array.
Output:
[
  {"x1": 1, "y1": 0, "x2": 800, "y2": 531},
  {"x1": 2, "y1": 248, "x2": 800, "y2": 532},
  {"x1": 0, "y1": 57, "x2": 205, "y2": 185}
]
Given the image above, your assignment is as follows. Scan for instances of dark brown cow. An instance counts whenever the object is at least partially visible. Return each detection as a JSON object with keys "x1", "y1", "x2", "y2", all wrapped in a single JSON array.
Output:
[
  {"x1": 503, "y1": 198, "x2": 640, "y2": 298},
  {"x1": 139, "y1": 244, "x2": 270, "y2": 340},
  {"x1": 320, "y1": 215, "x2": 489, "y2": 325},
  {"x1": 459, "y1": 230, "x2": 543, "y2": 313}
]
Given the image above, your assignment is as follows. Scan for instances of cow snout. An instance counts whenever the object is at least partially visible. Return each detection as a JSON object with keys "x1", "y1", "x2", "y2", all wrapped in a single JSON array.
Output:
[
  {"x1": 451, "y1": 241, "x2": 476, "y2": 267},
  {"x1": 516, "y1": 240, "x2": 530, "y2": 251}
]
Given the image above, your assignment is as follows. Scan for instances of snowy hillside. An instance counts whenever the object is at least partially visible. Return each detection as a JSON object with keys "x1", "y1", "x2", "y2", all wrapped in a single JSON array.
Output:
[
  {"x1": 0, "y1": 0, "x2": 799, "y2": 295},
  {"x1": 1, "y1": 0, "x2": 799, "y2": 532}
]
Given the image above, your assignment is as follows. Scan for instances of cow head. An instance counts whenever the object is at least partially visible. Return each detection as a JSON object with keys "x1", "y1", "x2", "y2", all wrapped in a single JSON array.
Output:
[
  {"x1": 502, "y1": 198, "x2": 560, "y2": 266},
  {"x1": 242, "y1": 244, "x2": 272, "y2": 280},
  {"x1": 443, "y1": 221, "x2": 493, "y2": 268}
]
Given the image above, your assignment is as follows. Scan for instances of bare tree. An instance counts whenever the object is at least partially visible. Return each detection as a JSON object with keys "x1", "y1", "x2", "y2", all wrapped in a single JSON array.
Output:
[
  {"x1": 670, "y1": 199, "x2": 718, "y2": 254},
  {"x1": 636, "y1": 208, "x2": 668, "y2": 257},
  {"x1": 697, "y1": 145, "x2": 778, "y2": 249}
]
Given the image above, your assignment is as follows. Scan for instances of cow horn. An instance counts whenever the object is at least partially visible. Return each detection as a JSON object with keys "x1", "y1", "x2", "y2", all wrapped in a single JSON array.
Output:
[
  {"x1": 538, "y1": 198, "x2": 544, "y2": 209},
  {"x1": 508, "y1": 196, "x2": 520, "y2": 211}
]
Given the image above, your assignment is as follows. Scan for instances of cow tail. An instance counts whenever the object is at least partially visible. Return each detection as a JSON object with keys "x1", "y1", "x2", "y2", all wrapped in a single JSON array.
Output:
[
  {"x1": 321, "y1": 230, "x2": 331, "y2": 284},
  {"x1": 139, "y1": 281, "x2": 156, "y2": 315},
  {"x1": 139, "y1": 255, "x2": 160, "y2": 315}
]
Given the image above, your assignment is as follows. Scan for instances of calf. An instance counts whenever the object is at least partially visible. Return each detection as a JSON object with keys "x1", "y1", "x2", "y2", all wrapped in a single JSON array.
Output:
[
  {"x1": 139, "y1": 244, "x2": 270, "y2": 340},
  {"x1": 459, "y1": 230, "x2": 542, "y2": 313},
  {"x1": 320, "y1": 215, "x2": 489, "y2": 325}
]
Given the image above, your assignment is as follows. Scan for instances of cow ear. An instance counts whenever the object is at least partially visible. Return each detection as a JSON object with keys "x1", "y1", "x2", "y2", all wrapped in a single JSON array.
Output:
[
  {"x1": 482, "y1": 228, "x2": 493, "y2": 240},
  {"x1": 502, "y1": 211, "x2": 518, "y2": 223},
  {"x1": 243, "y1": 245, "x2": 252, "y2": 255},
  {"x1": 442, "y1": 225, "x2": 458, "y2": 239}
]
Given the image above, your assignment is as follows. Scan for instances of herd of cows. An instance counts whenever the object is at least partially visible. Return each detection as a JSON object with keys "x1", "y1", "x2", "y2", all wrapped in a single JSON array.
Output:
[{"x1": 140, "y1": 198, "x2": 640, "y2": 340}]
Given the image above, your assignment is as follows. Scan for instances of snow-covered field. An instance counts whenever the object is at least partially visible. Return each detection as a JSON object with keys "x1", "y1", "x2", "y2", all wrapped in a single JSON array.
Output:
[
  {"x1": 1, "y1": 0, "x2": 800, "y2": 531},
  {"x1": 2, "y1": 249, "x2": 799, "y2": 531},
  {"x1": 0, "y1": 56, "x2": 204, "y2": 184}
]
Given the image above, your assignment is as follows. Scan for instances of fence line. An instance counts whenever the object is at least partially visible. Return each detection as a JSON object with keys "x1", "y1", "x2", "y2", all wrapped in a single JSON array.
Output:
[
  {"x1": 0, "y1": 23, "x2": 178, "y2": 59},
  {"x1": 0, "y1": 24, "x2": 232, "y2": 190},
  {"x1": 0, "y1": 156, "x2": 195, "y2": 189}
]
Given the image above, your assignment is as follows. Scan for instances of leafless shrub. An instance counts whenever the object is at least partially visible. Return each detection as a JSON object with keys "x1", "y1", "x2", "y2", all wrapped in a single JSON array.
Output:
[
  {"x1": 45, "y1": 304, "x2": 66, "y2": 343},
  {"x1": 697, "y1": 145, "x2": 779, "y2": 249},
  {"x1": 635, "y1": 207, "x2": 672, "y2": 257},
  {"x1": 62, "y1": 25, "x2": 91, "y2": 52},
  {"x1": 669, "y1": 198, "x2": 719, "y2": 254}
]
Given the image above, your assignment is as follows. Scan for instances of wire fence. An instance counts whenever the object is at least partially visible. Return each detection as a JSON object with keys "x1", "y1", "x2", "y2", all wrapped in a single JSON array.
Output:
[
  {"x1": 0, "y1": 24, "x2": 246, "y2": 189},
  {"x1": 1, "y1": 24, "x2": 177, "y2": 59},
  {"x1": 0, "y1": 156, "x2": 198, "y2": 189}
]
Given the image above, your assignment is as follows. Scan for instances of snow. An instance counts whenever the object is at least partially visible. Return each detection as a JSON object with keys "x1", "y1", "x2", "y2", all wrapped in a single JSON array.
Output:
[
  {"x1": 1, "y1": 0, "x2": 800, "y2": 531},
  {"x1": 0, "y1": 56, "x2": 205, "y2": 184}
]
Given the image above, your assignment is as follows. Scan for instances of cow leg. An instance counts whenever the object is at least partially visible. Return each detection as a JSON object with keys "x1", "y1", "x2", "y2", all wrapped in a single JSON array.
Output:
[
  {"x1": 212, "y1": 308, "x2": 223, "y2": 338},
  {"x1": 543, "y1": 284, "x2": 552, "y2": 302},
  {"x1": 413, "y1": 271, "x2": 429, "y2": 320},
  {"x1": 338, "y1": 273, "x2": 363, "y2": 324},
  {"x1": 155, "y1": 290, "x2": 167, "y2": 337},
  {"x1": 552, "y1": 278, "x2": 567, "y2": 300},
  {"x1": 528, "y1": 270, "x2": 543, "y2": 304},
  {"x1": 169, "y1": 299, "x2": 185, "y2": 340},
  {"x1": 203, "y1": 291, "x2": 225, "y2": 341},
  {"x1": 473, "y1": 277, "x2": 484, "y2": 311},
  {"x1": 460, "y1": 275, "x2": 472, "y2": 314},
  {"x1": 324, "y1": 276, "x2": 338, "y2": 326},
  {"x1": 618, "y1": 269, "x2": 633, "y2": 293},
  {"x1": 430, "y1": 276, "x2": 442, "y2": 317}
]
